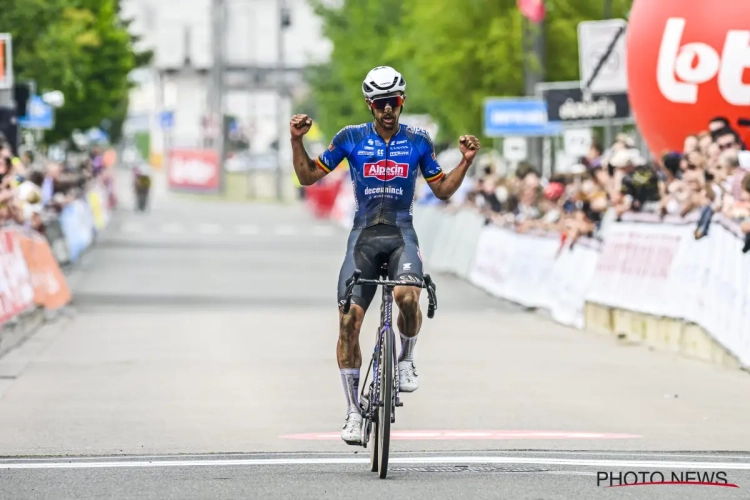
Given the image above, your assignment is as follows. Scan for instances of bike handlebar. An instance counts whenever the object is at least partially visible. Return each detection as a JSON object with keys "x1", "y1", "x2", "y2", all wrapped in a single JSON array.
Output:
[{"x1": 342, "y1": 269, "x2": 438, "y2": 319}]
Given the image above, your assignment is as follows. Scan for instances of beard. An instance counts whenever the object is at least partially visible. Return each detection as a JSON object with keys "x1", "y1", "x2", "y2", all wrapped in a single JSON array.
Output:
[{"x1": 378, "y1": 114, "x2": 397, "y2": 130}]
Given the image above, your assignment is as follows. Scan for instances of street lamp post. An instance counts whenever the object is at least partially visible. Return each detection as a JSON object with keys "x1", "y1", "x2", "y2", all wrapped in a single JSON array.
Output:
[{"x1": 275, "y1": 0, "x2": 290, "y2": 202}]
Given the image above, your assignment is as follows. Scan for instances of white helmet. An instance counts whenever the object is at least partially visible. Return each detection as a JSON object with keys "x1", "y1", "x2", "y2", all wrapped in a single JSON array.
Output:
[{"x1": 362, "y1": 66, "x2": 406, "y2": 100}]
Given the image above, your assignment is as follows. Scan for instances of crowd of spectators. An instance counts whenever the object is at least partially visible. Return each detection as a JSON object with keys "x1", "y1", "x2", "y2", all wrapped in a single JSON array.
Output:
[
  {"x1": 0, "y1": 139, "x2": 108, "y2": 235},
  {"x1": 419, "y1": 117, "x2": 750, "y2": 251}
]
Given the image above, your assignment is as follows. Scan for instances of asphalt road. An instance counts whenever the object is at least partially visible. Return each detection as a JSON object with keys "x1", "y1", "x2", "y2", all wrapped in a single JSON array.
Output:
[{"x1": 1, "y1": 172, "x2": 750, "y2": 499}]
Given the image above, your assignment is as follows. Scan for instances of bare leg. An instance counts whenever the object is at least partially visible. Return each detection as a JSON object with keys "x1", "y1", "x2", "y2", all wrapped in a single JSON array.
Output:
[
  {"x1": 394, "y1": 286, "x2": 422, "y2": 362},
  {"x1": 338, "y1": 304, "x2": 364, "y2": 416}
]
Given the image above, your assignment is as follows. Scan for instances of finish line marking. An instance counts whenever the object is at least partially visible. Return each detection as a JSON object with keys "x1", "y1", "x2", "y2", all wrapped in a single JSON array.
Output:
[
  {"x1": 280, "y1": 430, "x2": 642, "y2": 441},
  {"x1": 2, "y1": 456, "x2": 750, "y2": 471}
]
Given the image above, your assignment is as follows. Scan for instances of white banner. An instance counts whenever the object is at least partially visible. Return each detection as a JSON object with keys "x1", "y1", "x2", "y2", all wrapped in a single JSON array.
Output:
[
  {"x1": 586, "y1": 219, "x2": 750, "y2": 365},
  {"x1": 468, "y1": 226, "x2": 598, "y2": 328},
  {"x1": 398, "y1": 206, "x2": 750, "y2": 366}
]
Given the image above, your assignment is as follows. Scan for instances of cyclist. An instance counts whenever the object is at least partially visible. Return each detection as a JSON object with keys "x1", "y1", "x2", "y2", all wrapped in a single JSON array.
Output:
[{"x1": 289, "y1": 66, "x2": 480, "y2": 444}]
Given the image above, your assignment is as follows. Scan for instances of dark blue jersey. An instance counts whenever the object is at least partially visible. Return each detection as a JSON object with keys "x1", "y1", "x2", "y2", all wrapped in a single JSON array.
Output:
[{"x1": 316, "y1": 123, "x2": 444, "y2": 229}]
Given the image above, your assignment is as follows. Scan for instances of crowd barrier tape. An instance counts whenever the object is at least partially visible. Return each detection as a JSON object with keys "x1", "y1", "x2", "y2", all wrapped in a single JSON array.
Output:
[{"x1": 411, "y1": 205, "x2": 750, "y2": 367}]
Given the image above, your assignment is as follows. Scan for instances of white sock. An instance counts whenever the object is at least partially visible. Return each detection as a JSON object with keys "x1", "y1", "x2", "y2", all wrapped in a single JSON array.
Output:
[
  {"x1": 399, "y1": 332, "x2": 418, "y2": 363},
  {"x1": 340, "y1": 369, "x2": 360, "y2": 416}
]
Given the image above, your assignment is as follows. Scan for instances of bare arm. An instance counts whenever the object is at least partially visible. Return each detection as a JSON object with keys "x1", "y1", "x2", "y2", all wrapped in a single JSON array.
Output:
[
  {"x1": 290, "y1": 137, "x2": 327, "y2": 186},
  {"x1": 427, "y1": 134, "x2": 480, "y2": 201},
  {"x1": 428, "y1": 157, "x2": 472, "y2": 201}
]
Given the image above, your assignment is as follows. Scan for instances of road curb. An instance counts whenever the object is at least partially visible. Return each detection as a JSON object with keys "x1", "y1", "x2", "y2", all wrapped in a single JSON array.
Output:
[{"x1": 584, "y1": 303, "x2": 742, "y2": 371}]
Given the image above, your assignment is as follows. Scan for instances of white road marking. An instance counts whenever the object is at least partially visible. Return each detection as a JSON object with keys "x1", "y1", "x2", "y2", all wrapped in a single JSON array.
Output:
[
  {"x1": 236, "y1": 225, "x2": 260, "y2": 235},
  {"x1": 3, "y1": 456, "x2": 750, "y2": 470},
  {"x1": 274, "y1": 225, "x2": 297, "y2": 236},
  {"x1": 198, "y1": 223, "x2": 221, "y2": 235},
  {"x1": 161, "y1": 223, "x2": 183, "y2": 234}
]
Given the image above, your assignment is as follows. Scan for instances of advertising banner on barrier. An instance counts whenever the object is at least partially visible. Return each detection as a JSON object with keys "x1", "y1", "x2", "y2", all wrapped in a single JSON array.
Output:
[
  {"x1": 44, "y1": 218, "x2": 70, "y2": 266},
  {"x1": 467, "y1": 225, "x2": 599, "y2": 328},
  {"x1": 0, "y1": 230, "x2": 34, "y2": 326},
  {"x1": 87, "y1": 188, "x2": 108, "y2": 231},
  {"x1": 168, "y1": 149, "x2": 220, "y2": 191},
  {"x1": 403, "y1": 206, "x2": 750, "y2": 364},
  {"x1": 586, "y1": 220, "x2": 750, "y2": 365},
  {"x1": 16, "y1": 231, "x2": 71, "y2": 311},
  {"x1": 59, "y1": 199, "x2": 95, "y2": 263}
]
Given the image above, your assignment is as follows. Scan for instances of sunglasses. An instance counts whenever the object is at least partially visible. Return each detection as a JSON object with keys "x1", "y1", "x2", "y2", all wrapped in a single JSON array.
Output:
[
  {"x1": 718, "y1": 141, "x2": 735, "y2": 150},
  {"x1": 369, "y1": 95, "x2": 404, "y2": 110}
]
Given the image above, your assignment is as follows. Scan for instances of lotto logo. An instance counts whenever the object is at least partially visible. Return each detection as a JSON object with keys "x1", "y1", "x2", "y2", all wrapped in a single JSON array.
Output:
[
  {"x1": 657, "y1": 18, "x2": 750, "y2": 105},
  {"x1": 363, "y1": 160, "x2": 408, "y2": 181}
]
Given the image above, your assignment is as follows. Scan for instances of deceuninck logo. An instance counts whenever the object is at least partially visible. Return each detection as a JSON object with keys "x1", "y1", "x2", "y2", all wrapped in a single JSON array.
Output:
[
  {"x1": 363, "y1": 159, "x2": 408, "y2": 181},
  {"x1": 597, "y1": 471, "x2": 738, "y2": 488}
]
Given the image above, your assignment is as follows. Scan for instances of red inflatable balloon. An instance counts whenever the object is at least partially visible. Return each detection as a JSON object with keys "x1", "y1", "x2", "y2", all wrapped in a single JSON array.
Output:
[{"x1": 626, "y1": 0, "x2": 750, "y2": 155}]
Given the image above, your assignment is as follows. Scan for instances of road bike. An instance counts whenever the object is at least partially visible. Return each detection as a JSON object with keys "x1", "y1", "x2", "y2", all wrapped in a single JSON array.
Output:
[{"x1": 341, "y1": 264, "x2": 437, "y2": 479}]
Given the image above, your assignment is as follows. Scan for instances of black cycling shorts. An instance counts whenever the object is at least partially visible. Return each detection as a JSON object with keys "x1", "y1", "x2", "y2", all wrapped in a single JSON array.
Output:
[{"x1": 337, "y1": 224, "x2": 423, "y2": 311}]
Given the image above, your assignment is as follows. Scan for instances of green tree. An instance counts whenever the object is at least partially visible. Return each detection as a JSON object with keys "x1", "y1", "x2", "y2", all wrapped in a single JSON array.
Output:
[
  {"x1": 308, "y1": 0, "x2": 434, "y2": 139},
  {"x1": 0, "y1": 0, "x2": 150, "y2": 144},
  {"x1": 307, "y1": 0, "x2": 632, "y2": 142}
]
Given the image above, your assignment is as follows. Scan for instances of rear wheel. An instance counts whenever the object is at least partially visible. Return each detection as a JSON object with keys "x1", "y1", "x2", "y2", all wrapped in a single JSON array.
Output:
[{"x1": 377, "y1": 328, "x2": 393, "y2": 479}]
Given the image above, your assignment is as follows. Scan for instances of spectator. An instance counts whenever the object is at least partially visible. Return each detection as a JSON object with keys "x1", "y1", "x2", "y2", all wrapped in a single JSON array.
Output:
[
  {"x1": 611, "y1": 149, "x2": 663, "y2": 216},
  {"x1": 698, "y1": 131, "x2": 713, "y2": 155},
  {"x1": 41, "y1": 162, "x2": 62, "y2": 207},
  {"x1": 715, "y1": 128, "x2": 742, "y2": 153},
  {"x1": 684, "y1": 134, "x2": 699, "y2": 153},
  {"x1": 709, "y1": 116, "x2": 731, "y2": 136}
]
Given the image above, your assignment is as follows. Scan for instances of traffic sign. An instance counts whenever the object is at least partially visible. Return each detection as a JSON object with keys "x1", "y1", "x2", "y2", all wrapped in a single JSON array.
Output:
[
  {"x1": 503, "y1": 137, "x2": 528, "y2": 161},
  {"x1": 483, "y1": 98, "x2": 561, "y2": 137},
  {"x1": 18, "y1": 95, "x2": 54, "y2": 130},
  {"x1": 578, "y1": 19, "x2": 629, "y2": 94},
  {"x1": 563, "y1": 128, "x2": 593, "y2": 157},
  {"x1": 160, "y1": 111, "x2": 174, "y2": 130}
]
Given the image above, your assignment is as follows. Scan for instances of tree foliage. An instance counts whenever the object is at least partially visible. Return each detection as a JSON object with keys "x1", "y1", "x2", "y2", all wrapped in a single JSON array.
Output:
[
  {"x1": 307, "y1": 0, "x2": 632, "y2": 142},
  {"x1": 0, "y1": 0, "x2": 151, "y2": 144}
]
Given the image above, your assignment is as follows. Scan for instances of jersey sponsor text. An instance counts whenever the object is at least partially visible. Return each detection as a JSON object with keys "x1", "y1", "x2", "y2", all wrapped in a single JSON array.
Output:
[{"x1": 363, "y1": 160, "x2": 408, "y2": 181}]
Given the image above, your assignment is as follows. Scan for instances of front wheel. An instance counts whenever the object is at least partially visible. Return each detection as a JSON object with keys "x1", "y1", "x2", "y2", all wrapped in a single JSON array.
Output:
[
  {"x1": 369, "y1": 419, "x2": 378, "y2": 472},
  {"x1": 377, "y1": 328, "x2": 393, "y2": 479}
]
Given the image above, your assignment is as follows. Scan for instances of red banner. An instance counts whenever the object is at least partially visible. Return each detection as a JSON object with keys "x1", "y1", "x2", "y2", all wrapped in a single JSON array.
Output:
[
  {"x1": 0, "y1": 230, "x2": 34, "y2": 326},
  {"x1": 168, "y1": 149, "x2": 220, "y2": 190}
]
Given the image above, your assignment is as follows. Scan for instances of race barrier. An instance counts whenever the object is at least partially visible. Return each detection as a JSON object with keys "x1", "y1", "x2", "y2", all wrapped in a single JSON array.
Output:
[
  {"x1": 411, "y1": 205, "x2": 750, "y2": 370},
  {"x1": 1, "y1": 178, "x2": 114, "y2": 331}
]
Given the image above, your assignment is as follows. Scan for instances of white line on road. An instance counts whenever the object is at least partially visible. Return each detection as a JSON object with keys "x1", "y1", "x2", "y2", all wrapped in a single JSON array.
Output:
[
  {"x1": 161, "y1": 223, "x2": 183, "y2": 234},
  {"x1": 3, "y1": 456, "x2": 750, "y2": 470},
  {"x1": 198, "y1": 223, "x2": 221, "y2": 234},
  {"x1": 274, "y1": 225, "x2": 297, "y2": 236},
  {"x1": 236, "y1": 225, "x2": 260, "y2": 235}
]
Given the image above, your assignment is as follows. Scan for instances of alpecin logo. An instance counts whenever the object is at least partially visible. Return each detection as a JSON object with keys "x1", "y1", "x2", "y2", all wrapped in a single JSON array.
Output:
[{"x1": 364, "y1": 159, "x2": 408, "y2": 181}]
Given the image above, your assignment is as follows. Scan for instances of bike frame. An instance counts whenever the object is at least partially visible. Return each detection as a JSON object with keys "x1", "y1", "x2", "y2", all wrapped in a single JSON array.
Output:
[{"x1": 341, "y1": 268, "x2": 437, "y2": 444}]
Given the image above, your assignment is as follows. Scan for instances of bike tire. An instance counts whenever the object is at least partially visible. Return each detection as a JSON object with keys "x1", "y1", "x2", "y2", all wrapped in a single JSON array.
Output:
[
  {"x1": 377, "y1": 328, "x2": 393, "y2": 479},
  {"x1": 369, "y1": 419, "x2": 378, "y2": 472}
]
